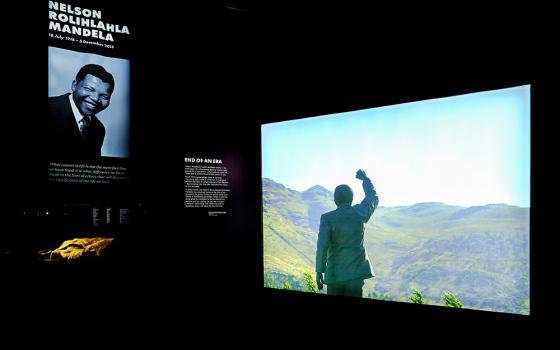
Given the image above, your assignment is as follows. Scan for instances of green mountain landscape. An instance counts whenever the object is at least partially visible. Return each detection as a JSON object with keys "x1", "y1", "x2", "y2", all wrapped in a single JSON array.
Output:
[{"x1": 263, "y1": 178, "x2": 530, "y2": 315}]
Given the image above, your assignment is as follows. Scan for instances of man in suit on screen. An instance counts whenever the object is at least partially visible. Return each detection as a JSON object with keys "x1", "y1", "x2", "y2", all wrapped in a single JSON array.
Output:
[
  {"x1": 47, "y1": 64, "x2": 115, "y2": 160},
  {"x1": 316, "y1": 169, "x2": 379, "y2": 297}
]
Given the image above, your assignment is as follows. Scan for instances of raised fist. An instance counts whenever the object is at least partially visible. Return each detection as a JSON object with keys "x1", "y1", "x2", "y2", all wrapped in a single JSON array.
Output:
[{"x1": 356, "y1": 169, "x2": 367, "y2": 181}]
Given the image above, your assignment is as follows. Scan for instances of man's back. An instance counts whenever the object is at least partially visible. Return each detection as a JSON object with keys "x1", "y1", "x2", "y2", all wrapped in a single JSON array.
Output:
[
  {"x1": 320, "y1": 203, "x2": 373, "y2": 284},
  {"x1": 316, "y1": 174, "x2": 379, "y2": 285},
  {"x1": 322, "y1": 204, "x2": 368, "y2": 247}
]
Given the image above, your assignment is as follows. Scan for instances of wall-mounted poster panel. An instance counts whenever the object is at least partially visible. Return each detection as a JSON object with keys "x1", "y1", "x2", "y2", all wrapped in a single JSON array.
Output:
[
  {"x1": 47, "y1": 1, "x2": 133, "y2": 187},
  {"x1": 0, "y1": 1, "x2": 140, "y2": 265}
]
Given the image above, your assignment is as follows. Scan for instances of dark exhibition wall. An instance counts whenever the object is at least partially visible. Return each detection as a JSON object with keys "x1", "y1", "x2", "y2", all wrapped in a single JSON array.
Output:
[
  {"x1": 215, "y1": 7, "x2": 553, "y2": 330},
  {"x1": 2, "y1": 1, "x2": 557, "y2": 333}
]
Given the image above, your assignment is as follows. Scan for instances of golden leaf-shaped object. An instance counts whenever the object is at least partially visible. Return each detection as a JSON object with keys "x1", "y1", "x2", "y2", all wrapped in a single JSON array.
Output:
[{"x1": 48, "y1": 237, "x2": 115, "y2": 260}]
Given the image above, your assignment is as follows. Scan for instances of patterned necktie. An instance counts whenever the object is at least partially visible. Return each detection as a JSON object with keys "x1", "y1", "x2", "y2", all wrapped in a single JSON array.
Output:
[{"x1": 79, "y1": 116, "x2": 90, "y2": 136}]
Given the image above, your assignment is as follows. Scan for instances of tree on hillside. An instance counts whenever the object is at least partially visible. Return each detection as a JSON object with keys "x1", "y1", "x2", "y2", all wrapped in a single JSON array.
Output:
[
  {"x1": 303, "y1": 272, "x2": 319, "y2": 293},
  {"x1": 283, "y1": 281, "x2": 293, "y2": 290},
  {"x1": 409, "y1": 288, "x2": 426, "y2": 304},
  {"x1": 442, "y1": 291, "x2": 463, "y2": 308}
]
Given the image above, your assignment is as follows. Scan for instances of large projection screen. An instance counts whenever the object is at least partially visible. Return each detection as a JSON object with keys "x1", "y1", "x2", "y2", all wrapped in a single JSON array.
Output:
[{"x1": 261, "y1": 85, "x2": 530, "y2": 315}]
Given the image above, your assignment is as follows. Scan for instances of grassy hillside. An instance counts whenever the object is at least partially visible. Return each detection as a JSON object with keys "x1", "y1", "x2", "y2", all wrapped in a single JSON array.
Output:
[{"x1": 262, "y1": 178, "x2": 530, "y2": 315}]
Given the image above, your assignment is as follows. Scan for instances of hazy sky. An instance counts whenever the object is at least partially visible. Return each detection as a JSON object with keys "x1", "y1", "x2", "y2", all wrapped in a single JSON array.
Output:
[{"x1": 262, "y1": 85, "x2": 530, "y2": 207}]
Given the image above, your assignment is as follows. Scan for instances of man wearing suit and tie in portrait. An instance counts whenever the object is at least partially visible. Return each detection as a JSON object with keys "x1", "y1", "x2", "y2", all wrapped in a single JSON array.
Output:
[{"x1": 47, "y1": 64, "x2": 115, "y2": 160}]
